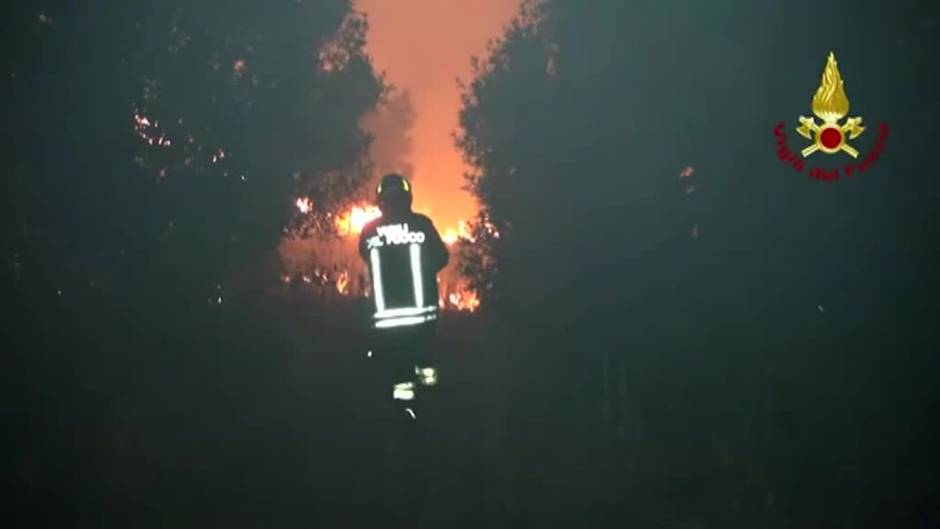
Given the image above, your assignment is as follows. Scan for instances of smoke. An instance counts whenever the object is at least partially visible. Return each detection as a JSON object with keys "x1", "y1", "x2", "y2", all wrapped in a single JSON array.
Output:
[
  {"x1": 360, "y1": 87, "x2": 417, "y2": 181},
  {"x1": 276, "y1": 0, "x2": 519, "y2": 308},
  {"x1": 356, "y1": 0, "x2": 521, "y2": 229},
  {"x1": 277, "y1": 90, "x2": 418, "y2": 297}
]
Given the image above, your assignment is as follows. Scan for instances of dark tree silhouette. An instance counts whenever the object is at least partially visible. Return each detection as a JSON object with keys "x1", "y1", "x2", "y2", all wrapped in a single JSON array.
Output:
[
  {"x1": 457, "y1": 0, "x2": 940, "y2": 526},
  {"x1": 2, "y1": 1, "x2": 937, "y2": 527},
  {"x1": 1, "y1": 2, "x2": 385, "y2": 525}
]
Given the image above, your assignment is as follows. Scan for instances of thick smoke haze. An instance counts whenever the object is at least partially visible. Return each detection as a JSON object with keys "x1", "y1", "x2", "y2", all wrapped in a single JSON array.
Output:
[
  {"x1": 360, "y1": 87, "x2": 416, "y2": 182},
  {"x1": 357, "y1": 0, "x2": 521, "y2": 229},
  {"x1": 3, "y1": 1, "x2": 938, "y2": 528}
]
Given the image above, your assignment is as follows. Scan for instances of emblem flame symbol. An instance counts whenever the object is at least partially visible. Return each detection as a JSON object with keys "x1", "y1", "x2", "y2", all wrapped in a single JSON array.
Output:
[{"x1": 796, "y1": 52, "x2": 865, "y2": 158}]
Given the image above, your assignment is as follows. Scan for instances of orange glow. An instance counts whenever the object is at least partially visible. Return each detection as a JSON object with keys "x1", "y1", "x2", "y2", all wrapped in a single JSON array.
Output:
[
  {"x1": 356, "y1": 0, "x2": 520, "y2": 229},
  {"x1": 442, "y1": 227, "x2": 458, "y2": 245},
  {"x1": 335, "y1": 204, "x2": 382, "y2": 235},
  {"x1": 336, "y1": 270, "x2": 350, "y2": 294},
  {"x1": 447, "y1": 283, "x2": 481, "y2": 312},
  {"x1": 280, "y1": 2, "x2": 518, "y2": 312},
  {"x1": 441, "y1": 219, "x2": 478, "y2": 246}
]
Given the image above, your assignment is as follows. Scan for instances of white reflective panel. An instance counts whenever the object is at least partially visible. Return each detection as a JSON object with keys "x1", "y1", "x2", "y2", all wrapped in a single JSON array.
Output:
[
  {"x1": 375, "y1": 315, "x2": 427, "y2": 329},
  {"x1": 376, "y1": 223, "x2": 427, "y2": 246},
  {"x1": 405, "y1": 407, "x2": 416, "y2": 419},
  {"x1": 410, "y1": 243, "x2": 424, "y2": 308},
  {"x1": 374, "y1": 312, "x2": 437, "y2": 329},
  {"x1": 374, "y1": 306, "x2": 435, "y2": 319},
  {"x1": 369, "y1": 248, "x2": 386, "y2": 312},
  {"x1": 420, "y1": 373, "x2": 438, "y2": 387},
  {"x1": 393, "y1": 388, "x2": 415, "y2": 401}
]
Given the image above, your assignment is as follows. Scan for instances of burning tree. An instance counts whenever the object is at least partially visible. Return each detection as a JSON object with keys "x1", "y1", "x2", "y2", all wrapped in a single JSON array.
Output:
[
  {"x1": 452, "y1": 211, "x2": 504, "y2": 310},
  {"x1": 280, "y1": 195, "x2": 380, "y2": 298}
]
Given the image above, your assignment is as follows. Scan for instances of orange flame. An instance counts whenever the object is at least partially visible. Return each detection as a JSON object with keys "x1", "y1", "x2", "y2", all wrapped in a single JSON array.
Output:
[
  {"x1": 442, "y1": 219, "x2": 477, "y2": 246},
  {"x1": 336, "y1": 204, "x2": 382, "y2": 235},
  {"x1": 447, "y1": 285, "x2": 481, "y2": 312},
  {"x1": 336, "y1": 270, "x2": 350, "y2": 295},
  {"x1": 281, "y1": 206, "x2": 485, "y2": 312},
  {"x1": 442, "y1": 228, "x2": 458, "y2": 245}
]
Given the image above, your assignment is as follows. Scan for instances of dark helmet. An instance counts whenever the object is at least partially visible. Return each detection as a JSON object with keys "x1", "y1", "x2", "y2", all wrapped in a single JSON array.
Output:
[{"x1": 376, "y1": 173, "x2": 413, "y2": 213}]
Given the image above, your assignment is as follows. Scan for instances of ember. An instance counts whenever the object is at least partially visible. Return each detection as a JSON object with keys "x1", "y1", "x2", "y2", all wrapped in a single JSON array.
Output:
[
  {"x1": 295, "y1": 197, "x2": 314, "y2": 214},
  {"x1": 447, "y1": 284, "x2": 481, "y2": 312},
  {"x1": 133, "y1": 111, "x2": 173, "y2": 148},
  {"x1": 336, "y1": 270, "x2": 350, "y2": 295}
]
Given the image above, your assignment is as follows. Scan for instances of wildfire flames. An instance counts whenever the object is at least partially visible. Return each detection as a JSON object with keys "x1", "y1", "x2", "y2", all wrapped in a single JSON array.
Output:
[
  {"x1": 287, "y1": 198, "x2": 482, "y2": 312},
  {"x1": 335, "y1": 204, "x2": 382, "y2": 235},
  {"x1": 442, "y1": 220, "x2": 474, "y2": 245},
  {"x1": 335, "y1": 269, "x2": 350, "y2": 295},
  {"x1": 447, "y1": 286, "x2": 481, "y2": 312}
]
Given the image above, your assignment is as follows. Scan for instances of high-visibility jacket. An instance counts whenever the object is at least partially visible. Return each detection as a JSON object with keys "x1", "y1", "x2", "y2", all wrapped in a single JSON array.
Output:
[{"x1": 359, "y1": 211, "x2": 448, "y2": 330}]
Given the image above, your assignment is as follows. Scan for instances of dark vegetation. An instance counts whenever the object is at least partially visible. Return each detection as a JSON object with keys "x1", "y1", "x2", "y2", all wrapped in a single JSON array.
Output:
[{"x1": 3, "y1": 1, "x2": 938, "y2": 527}]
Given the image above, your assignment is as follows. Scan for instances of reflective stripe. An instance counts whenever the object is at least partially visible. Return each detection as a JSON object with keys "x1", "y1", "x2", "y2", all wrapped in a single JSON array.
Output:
[
  {"x1": 393, "y1": 381, "x2": 415, "y2": 401},
  {"x1": 370, "y1": 248, "x2": 385, "y2": 312},
  {"x1": 415, "y1": 366, "x2": 437, "y2": 387},
  {"x1": 373, "y1": 305, "x2": 436, "y2": 319},
  {"x1": 394, "y1": 390, "x2": 415, "y2": 401},
  {"x1": 374, "y1": 313, "x2": 437, "y2": 329},
  {"x1": 370, "y1": 236, "x2": 435, "y2": 327},
  {"x1": 410, "y1": 243, "x2": 424, "y2": 308}
]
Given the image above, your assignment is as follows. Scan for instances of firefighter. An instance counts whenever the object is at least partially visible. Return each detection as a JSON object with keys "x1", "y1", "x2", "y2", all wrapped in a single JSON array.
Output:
[{"x1": 359, "y1": 173, "x2": 448, "y2": 419}]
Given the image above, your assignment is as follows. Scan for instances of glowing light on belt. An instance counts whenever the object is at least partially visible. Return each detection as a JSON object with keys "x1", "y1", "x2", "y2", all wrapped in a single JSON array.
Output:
[{"x1": 415, "y1": 366, "x2": 437, "y2": 386}]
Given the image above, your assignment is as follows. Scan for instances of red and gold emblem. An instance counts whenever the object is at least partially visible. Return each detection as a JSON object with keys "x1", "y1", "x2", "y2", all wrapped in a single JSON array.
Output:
[{"x1": 795, "y1": 52, "x2": 865, "y2": 158}]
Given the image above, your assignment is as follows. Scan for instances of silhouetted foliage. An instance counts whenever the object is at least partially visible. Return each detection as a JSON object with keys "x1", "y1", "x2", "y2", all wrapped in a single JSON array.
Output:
[
  {"x1": 2, "y1": 1, "x2": 938, "y2": 527},
  {"x1": 1, "y1": 1, "x2": 384, "y2": 524},
  {"x1": 458, "y1": 0, "x2": 940, "y2": 526}
]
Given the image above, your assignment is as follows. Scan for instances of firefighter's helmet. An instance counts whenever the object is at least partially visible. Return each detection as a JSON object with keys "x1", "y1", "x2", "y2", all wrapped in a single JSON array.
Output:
[
  {"x1": 376, "y1": 173, "x2": 412, "y2": 212},
  {"x1": 377, "y1": 173, "x2": 411, "y2": 196}
]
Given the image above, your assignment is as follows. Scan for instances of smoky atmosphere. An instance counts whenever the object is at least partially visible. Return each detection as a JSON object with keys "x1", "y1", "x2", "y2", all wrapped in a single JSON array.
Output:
[{"x1": 2, "y1": 1, "x2": 938, "y2": 528}]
